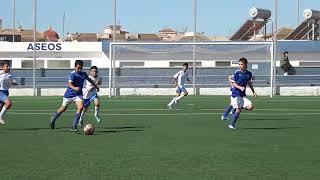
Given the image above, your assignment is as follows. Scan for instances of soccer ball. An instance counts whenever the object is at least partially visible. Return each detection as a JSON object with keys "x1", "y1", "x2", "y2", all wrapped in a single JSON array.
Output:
[{"x1": 83, "y1": 124, "x2": 95, "y2": 135}]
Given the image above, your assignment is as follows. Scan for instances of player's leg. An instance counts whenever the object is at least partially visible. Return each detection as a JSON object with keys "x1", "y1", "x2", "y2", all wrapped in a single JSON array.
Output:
[
  {"x1": 49, "y1": 98, "x2": 70, "y2": 129},
  {"x1": 229, "y1": 96, "x2": 244, "y2": 129},
  {"x1": 175, "y1": 87, "x2": 188, "y2": 103},
  {"x1": 93, "y1": 96, "x2": 101, "y2": 123},
  {"x1": 167, "y1": 87, "x2": 181, "y2": 109},
  {"x1": 79, "y1": 98, "x2": 90, "y2": 127},
  {"x1": 222, "y1": 97, "x2": 233, "y2": 120},
  {"x1": 0, "y1": 96, "x2": 12, "y2": 125},
  {"x1": 0, "y1": 101, "x2": 4, "y2": 112},
  {"x1": 243, "y1": 97, "x2": 254, "y2": 111},
  {"x1": 71, "y1": 96, "x2": 84, "y2": 131}
]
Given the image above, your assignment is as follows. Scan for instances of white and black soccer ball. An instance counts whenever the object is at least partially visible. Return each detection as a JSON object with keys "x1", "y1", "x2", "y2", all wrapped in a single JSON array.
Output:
[{"x1": 83, "y1": 124, "x2": 95, "y2": 135}]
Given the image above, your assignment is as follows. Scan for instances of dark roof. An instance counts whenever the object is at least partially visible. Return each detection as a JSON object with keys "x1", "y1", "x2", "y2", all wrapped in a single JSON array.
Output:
[{"x1": 138, "y1": 34, "x2": 161, "y2": 41}]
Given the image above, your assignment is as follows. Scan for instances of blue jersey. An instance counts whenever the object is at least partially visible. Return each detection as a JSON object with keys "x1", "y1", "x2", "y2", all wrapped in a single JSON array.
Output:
[
  {"x1": 64, "y1": 71, "x2": 89, "y2": 98},
  {"x1": 230, "y1": 70, "x2": 253, "y2": 97}
]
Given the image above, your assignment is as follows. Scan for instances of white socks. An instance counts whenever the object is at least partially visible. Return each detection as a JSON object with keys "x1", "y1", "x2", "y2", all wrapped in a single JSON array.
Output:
[
  {"x1": 95, "y1": 106, "x2": 99, "y2": 116},
  {"x1": 168, "y1": 93, "x2": 185, "y2": 107},
  {"x1": 175, "y1": 93, "x2": 185, "y2": 102},
  {"x1": 0, "y1": 107, "x2": 8, "y2": 119},
  {"x1": 79, "y1": 110, "x2": 85, "y2": 120},
  {"x1": 168, "y1": 97, "x2": 176, "y2": 106}
]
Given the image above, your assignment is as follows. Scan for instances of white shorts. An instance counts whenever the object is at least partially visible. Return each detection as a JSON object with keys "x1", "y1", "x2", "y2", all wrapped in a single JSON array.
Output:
[
  {"x1": 0, "y1": 91, "x2": 9, "y2": 102},
  {"x1": 230, "y1": 96, "x2": 252, "y2": 109},
  {"x1": 62, "y1": 96, "x2": 83, "y2": 107},
  {"x1": 176, "y1": 86, "x2": 187, "y2": 94}
]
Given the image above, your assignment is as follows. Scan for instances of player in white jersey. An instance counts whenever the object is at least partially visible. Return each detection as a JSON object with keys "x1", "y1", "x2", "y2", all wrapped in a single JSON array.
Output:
[
  {"x1": 78, "y1": 66, "x2": 102, "y2": 127},
  {"x1": 0, "y1": 61, "x2": 18, "y2": 125},
  {"x1": 167, "y1": 63, "x2": 191, "y2": 109}
]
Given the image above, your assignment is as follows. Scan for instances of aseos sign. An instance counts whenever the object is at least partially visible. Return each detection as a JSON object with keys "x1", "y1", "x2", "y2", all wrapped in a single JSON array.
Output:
[{"x1": 27, "y1": 43, "x2": 62, "y2": 51}]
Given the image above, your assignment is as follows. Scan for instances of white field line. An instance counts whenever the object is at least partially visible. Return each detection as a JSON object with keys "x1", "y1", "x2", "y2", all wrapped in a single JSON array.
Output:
[
  {"x1": 10, "y1": 97, "x2": 320, "y2": 102},
  {"x1": 7, "y1": 112, "x2": 320, "y2": 116},
  {"x1": 9, "y1": 108, "x2": 320, "y2": 112}
]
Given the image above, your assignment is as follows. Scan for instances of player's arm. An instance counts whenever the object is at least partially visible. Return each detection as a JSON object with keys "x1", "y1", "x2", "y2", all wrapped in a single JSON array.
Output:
[
  {"x1": 229, "y1": 74, "x2": 245, "y2": 91},
  {"x1": 9, "y1": 75, "x2": 18, "y2": 86},
  {"x1": 173, "y1": 78, "x2": 178, "y2": 87},
  {"x1": 231, "y1": 82, "x2": 245, "y2": 91},
  {"x1": 173, "y1": 72, "x2": 180, "y2": 87},
  {"x1": 86, "y1": 78, "x2": 100, "y2": 92},
  {"x1": 11, "y1": 81, "x2": 18, "y2": 86},
  {"x1": 247, "y1": 80, "x2": 257, "y2": 98},
  {"x1": 67, "y1": 81, "x2": 80, "y2": 92},
  {"x1": 96, "y1": 77, "x2": 102, "y2": 86},
  {"x1": 228, "y1": 75, "x2": 234, "y2": 87}
]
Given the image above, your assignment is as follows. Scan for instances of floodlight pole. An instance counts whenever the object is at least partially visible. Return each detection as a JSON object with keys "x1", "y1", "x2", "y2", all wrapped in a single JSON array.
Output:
[
  {"x1": 271, "y1": 0, "x2": 278, "y2": 97},
  {"x1": 13, "y1": 0, "x2": 16, "y2": 42},
  {"x1": 112, "y1": 0, "x2": 117, "y2": 97},
  {"x1": 297, "y1": 0, "x2": 300, "y2": 26},
  {"x1": 33, "y1": 0, "x2": 37, "y2": 96},
  {"x1": 192, "y1": 0, "x2": 197, "y2": 95}
]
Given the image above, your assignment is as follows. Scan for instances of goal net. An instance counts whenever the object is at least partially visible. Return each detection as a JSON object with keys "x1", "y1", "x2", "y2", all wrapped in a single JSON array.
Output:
[{"x1": 107, "y1": 42, "x2": 273, "y2": 96}]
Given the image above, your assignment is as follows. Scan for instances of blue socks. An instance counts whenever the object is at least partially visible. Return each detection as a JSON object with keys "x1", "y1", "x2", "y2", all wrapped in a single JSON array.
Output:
[
  {"x1": 51, "y1": 112, "x2": 61, "y2": 123},
  {"x1": 223, "y1": 105, "x2": 233, "y2": 117},
  {"x1": 230, "y1": 112, "x2": 240, "y2": 126},
  {"x1": 73, "y1": 112, "x2": 81, "y2": 129}
]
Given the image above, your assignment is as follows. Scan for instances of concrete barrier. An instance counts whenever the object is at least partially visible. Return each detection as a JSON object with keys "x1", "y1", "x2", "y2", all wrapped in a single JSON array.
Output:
[{"x1": 7, "y1": 86, "x2": 320, "y2": 96}]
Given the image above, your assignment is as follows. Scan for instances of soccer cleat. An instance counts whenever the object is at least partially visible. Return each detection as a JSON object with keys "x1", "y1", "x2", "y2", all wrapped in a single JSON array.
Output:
[
  {"x1": 0, "y1": 118, "x2": 6, "y2": 125},
  {"x1": 70, "y1": 127, "x2": 78, "y2": 132},
  {"x1": 221, "y1": 115, "x2": 228, "y2": 121},
  {"x1": 49, "y1": 116, "x2": 55, "y2": 129},
  {"x1": 228, "y1": 125, "x2": 237, "y2": 129},
  {"x1": 94, "y1": 114, "x2": 101, "y2": 123},
  {"x1": 284, "y1": 72, "x2": 288, "y2": 76}
]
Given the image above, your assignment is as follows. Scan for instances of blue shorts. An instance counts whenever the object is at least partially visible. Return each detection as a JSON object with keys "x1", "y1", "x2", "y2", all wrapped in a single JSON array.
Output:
[
  {"x1": 176, "y1": 86, "x2": 187, "y2": 94},
  {"x1": 0, "y1": 90, "x2": 9, "y2": 102},
  {"x1": 83, "y1": 94, "x2": 99, "y2": 108}
]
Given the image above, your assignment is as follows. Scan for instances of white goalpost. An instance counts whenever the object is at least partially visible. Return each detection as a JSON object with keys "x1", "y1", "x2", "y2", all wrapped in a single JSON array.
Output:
[{"x1": 108, "y1": 41, "x2": 275, "y2": 97}]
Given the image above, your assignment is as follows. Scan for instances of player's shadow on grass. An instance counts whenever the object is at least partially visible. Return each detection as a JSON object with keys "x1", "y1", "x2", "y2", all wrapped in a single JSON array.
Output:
[
  {"x1": 103, "y1": 126, "x2": 150, "y2": 130},
  {"x1": 95, "y1": 126, "x2": 150, "y2": 134},
  {"x1": 242, "y1": 118, "x2": 293, "y2": 121},
  {"x1": 7, "y1": 127, "x2": 68, "y2": 131},
  {"x1": 243, "y1": 127, "x2": 302, "y2": 130}
]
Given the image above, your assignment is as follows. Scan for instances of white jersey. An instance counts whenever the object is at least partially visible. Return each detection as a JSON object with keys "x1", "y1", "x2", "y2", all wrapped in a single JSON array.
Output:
[
  {"x1": 0, "y1": 70, "x2": 15, "y2": 91},
  {"x1": 174, "y1": 70, "x2": 188, "y2": 88},
  {"x1": 83, "y1": 75, "x2": 101, "y2": 99}
]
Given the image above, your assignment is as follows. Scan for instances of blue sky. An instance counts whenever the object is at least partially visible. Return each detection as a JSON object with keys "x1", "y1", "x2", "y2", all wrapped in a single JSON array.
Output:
[{"x1": 0, "y1": 0, "x2": 320, "y2": 37}]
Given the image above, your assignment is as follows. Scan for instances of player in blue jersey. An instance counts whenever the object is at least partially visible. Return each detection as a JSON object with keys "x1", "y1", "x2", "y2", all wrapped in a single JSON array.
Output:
[
  {"x1": 221, "y1": 58, "x2": 257, "y2": 129},
  {"x1": 49, "y1": 60, "x2": 99, "y2": 132}
]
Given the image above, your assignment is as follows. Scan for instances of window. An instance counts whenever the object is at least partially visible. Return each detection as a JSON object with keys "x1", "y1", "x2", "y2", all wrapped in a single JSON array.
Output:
[
  {"x1": 169, "y1": 62, "x2": 201, "y2": 67},
  {"x1": 120, "y1": 62, "x2": 144, "y2": 68},
  {"x1": 47, "y1": 60, "x2": 70, "y2": 69},
  {"x1": 21, "y1": 60, "x2": 44, "y2": 68},
  {"x1": 216, "y1": 61, "x2": 231, "y2": 67}
]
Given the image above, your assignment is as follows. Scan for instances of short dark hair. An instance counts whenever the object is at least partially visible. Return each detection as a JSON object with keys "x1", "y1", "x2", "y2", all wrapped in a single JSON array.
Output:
[
  {"x1": 0, "y1": 60, "x2": 10, "y2": 67},
  {"x1": 283, "y1": 51, "x2": 288, "y2": 55},
  {"x1": 75, "y1": 60, "x2": 83, "y2": 67},
  {"x1": 90, "y1": 66, "x2": 98, "y2": 70},
  {"x1": 239, "y1": 58, "x2": 248, "y2": 64},
  {"x1": 183, "y1": 63, "x2": 188, "y2": 67}
]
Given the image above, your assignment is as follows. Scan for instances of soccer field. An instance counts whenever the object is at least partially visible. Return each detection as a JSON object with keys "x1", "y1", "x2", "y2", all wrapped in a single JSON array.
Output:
[{"x1": 0, "y1": 96, "x2": 319, "y2": 180}]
